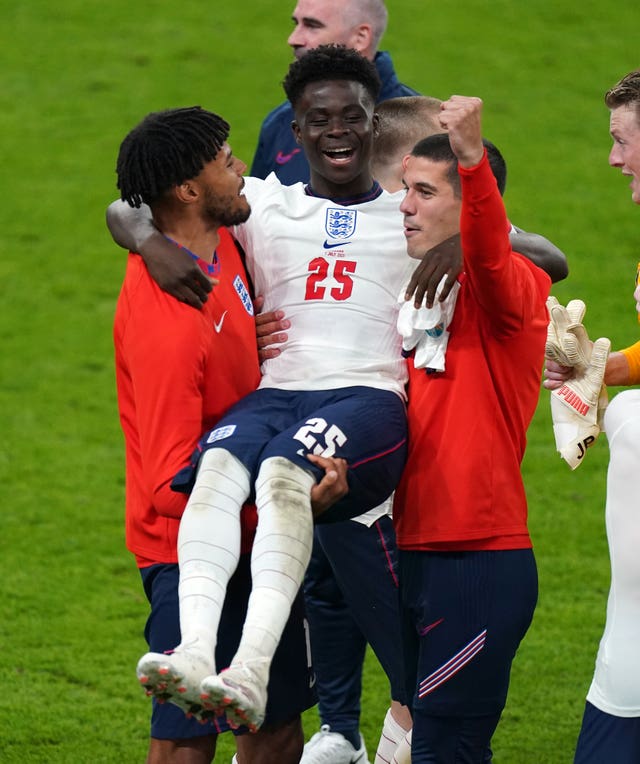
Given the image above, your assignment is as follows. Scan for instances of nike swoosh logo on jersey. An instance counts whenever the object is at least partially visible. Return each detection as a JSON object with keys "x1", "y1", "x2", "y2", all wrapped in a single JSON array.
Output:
[
  {"x1": 213, "y1": 311, "x2": 228, "y2": 333},
  {"x1": 420, "y1": 617, "x2": 444, "y2": 636},
  {"x1": 275, "y1": 148, "x2": 302, "y2": 165},
  {"x1": 323, "y1": 240, "x2": 351, "y2": 249}
]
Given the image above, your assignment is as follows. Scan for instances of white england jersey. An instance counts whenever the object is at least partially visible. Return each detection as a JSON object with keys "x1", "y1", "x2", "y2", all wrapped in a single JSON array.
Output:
[{"x1": 233, "y1": 174, "x2": 413, "y2": 398}]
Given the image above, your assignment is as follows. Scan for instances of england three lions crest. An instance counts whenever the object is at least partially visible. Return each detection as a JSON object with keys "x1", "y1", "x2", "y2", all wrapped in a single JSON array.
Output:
[{"x1": 325, "y1": 208, "x2": 357, "y2": 240}]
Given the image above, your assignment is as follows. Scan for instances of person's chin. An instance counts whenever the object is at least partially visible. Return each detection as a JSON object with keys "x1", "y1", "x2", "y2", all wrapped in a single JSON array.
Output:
[
  {"x1": 406, "y1": 245, "x2": 425, "y2": 260},
  {"x1": 404, "y1": 232, "x2": 427, "y2": 259}
]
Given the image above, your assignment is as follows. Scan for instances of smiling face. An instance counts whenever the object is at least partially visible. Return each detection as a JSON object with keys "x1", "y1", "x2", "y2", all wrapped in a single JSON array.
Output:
[
  {"x1": 292, "y1": 78, "x2": 378, "y2": 198},
  {"x1": 194, "y1": 143, "x2": 251, "y2": 227},
  {"x1": 399, "y1": 154, "x2": 460, "y2": 259},
  {"x1": 609, "y1": 104, "x2": 640, "y2": 205}
]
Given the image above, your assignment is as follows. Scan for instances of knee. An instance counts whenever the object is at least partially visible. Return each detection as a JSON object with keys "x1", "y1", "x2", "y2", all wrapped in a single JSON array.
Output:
[
  {"x1": 198, "y1": 447, "x2": 244, "y2": 475},
  {"x1": 256, "y1": 457, "x2": 314, "y2": 507},
  {"x1": 605, "y1": 390, "x2": 640, "y2": 445}
]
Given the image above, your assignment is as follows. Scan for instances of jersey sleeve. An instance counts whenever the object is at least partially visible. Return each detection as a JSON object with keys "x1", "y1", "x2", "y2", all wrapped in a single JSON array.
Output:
[
  {"x1": 249, "y1": 102, "x2": 294, "y2": 179},
  {"x1": 620, "y1": 340, "x2": 640, "y2": 384},
  {"x1": 458, "y1": 152, "x2": 551, "y2": 337},
  {"x1": 249, "y1": 119, "x2": 273, "y2": 179},
  {"x1": 116, "y1": 270, "x2": 210, "y2": 519}
]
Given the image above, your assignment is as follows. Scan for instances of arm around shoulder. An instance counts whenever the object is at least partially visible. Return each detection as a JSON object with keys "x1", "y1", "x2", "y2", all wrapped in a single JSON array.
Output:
[
  {"x1": 106, "y1": 199, "x2": 156, "y2": 252},
  {"x1": 106, "y1": 199, "x2": 213, "y2": 309},
  {"x1": 509, "y1": 228, "x2": 569, "y2": 284}
]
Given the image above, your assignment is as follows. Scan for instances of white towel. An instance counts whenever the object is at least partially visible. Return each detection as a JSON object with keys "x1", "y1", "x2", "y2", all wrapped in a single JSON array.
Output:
[{"x1": 397, "y1": 278, "x2": 460, "y2": 372}]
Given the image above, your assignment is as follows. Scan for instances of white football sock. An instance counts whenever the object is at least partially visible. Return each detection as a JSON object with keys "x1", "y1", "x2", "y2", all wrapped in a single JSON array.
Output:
[
  {"x1": 391, "y1": 729, "x2": 412, "y2": 764},
  {"x1": 233, "y1": 456, "x2": 314, "y2": 666},
  {"x1": 176, "y1": 448, "x2": 250, "y2": 664},
  {"x1": 376, "y1": 707, "x2": 411, "y2": 764}
]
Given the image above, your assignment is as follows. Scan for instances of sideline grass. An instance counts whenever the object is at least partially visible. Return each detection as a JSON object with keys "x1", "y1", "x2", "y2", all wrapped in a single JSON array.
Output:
[{"x1": 1, "y1": 1, "x2": 638, "y2": 761}]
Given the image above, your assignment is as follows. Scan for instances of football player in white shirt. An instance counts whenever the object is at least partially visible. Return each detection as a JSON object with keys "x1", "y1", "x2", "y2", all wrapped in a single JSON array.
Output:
[
  {"x1": 545, "y1": 68, "x2": 640, "y2": 764},
  {"x1": 107, "y1": 45, "x2": 415, "y2": 736}
]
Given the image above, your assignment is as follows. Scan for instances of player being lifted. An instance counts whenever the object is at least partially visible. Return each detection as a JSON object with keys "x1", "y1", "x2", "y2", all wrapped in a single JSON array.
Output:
[{"x1": 107, "y1": 45, "x2": 416, "y2": 732}]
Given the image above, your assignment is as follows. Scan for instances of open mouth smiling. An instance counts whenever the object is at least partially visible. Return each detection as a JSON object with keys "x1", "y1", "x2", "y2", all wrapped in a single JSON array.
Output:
[{"x1": 322, "y1": 146, "x2": 355, "y2": 163}]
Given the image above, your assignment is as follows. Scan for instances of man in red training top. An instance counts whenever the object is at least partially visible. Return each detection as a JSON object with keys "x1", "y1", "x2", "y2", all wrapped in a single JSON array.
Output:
[{"x1": 393, "y1": 96, "x2": 550, "y2": 763}]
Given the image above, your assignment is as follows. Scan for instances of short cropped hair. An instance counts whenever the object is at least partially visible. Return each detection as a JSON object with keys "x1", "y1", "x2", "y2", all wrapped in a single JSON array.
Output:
[
  {"x1": 605, "y1": 69, "x2": 640, "y2": 125},
  {"x1": 374, "y1": 96, "x2": 443, "y2": 160},
  {"x1": 411, "y1": 133, "x2": 507, "y2": 197},
  {"x1": 344, "y1": 0, "x2": 388, "y2": 51},
  {"x1": 282, "y1": 44, "x2": 381, "y2": 109},
  {"x1": 116, "y1": 106, "x2": 230, "y2": 208}
]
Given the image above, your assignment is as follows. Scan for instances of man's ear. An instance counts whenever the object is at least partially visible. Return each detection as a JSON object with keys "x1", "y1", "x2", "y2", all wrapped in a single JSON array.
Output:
[
  {"x1": 372, "y1": 112, "x2": 380, "y2": 138},
  {"x1": 291, "y1": 120, "x2": 303, "y2": 145},
  {"x1": 351, "y1": 23, "x2": 373, "y2": 55},
  {"x1": 174, "y1": 179, "x2": 199, "y2": 205}
]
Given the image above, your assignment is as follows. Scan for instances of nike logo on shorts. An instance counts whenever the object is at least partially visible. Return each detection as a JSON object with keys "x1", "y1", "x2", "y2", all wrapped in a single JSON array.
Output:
[
  {"x1": 275, "y1": 148, "x2": 302, "y2": 165},
  {"x1": 214, "y1": 311, "x2": 228, "y2": 333}
]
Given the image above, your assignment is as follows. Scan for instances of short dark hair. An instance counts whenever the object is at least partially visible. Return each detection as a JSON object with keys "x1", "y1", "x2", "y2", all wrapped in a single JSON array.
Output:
[
  {"x1": 410, "y1": 133, "x2": 507, "y2": 196},
  {"x1": 374, "y1": 96, "x2": 443, "y2": 161},
  {"x1": 116, "y1": 106, "x2": 230, "y2": 208},
  {"x1": 282, "y1": 44, "x2": 381, "y2": 109},
  {"x1": 605, "y1": 69, "x2": 640, "y2": 125}
]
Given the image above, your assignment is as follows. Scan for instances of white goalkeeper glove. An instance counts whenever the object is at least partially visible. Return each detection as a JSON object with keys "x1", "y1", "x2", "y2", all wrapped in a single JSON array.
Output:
[
  {"x1": 550, "y1": 334, "x2": 611, "y2": 469},
  {"x1": 545, "y1": 296, "x2": 591, "y2": 371},
  {"x1": 545, "y1": 296, "x2": 611, "y2": 468}
]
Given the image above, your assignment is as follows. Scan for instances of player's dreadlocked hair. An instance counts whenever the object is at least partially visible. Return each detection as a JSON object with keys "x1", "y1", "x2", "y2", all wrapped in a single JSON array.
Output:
[
  {"x1": 282, "y1": 44, "x2": 381, "y2": 109},
  {"x1": 116, "y1": 106, "x2": 230, "y2": 208}
]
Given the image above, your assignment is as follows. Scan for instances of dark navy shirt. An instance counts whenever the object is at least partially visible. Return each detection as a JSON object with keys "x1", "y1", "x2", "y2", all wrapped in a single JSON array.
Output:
[{"x1": 250, "y1": 51, "x2": 419, "y2": 185}]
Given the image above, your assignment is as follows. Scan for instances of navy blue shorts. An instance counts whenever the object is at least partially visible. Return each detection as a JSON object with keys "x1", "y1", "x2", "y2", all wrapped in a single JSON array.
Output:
[
  {"x1": 308, "y1": 516, "x2": 406, "y2": 709},
  {"x1": 172, "y1": 386, "x2": 407, "y2": 523},
  {"x1": 140, "y1": 558, "x2": 316, "y2": 740},
  {"x1": 399, "y1": 549, "x2": 537, "y2": 763},
  {"x1": 574, "y1": 701, "x2": 640, "y2": 764}
]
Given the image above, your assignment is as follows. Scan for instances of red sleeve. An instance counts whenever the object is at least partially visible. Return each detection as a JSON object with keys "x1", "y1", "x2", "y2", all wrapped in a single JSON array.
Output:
[
  {"x1": 458, "y1": 151, "x2": 551, "y2": 337},
  {"x1": 116, "y1": 260, "x2": 211, "y2": 519}
]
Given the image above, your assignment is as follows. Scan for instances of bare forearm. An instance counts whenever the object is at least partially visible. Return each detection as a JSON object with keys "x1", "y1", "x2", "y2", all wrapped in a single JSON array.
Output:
[
  {"x1": 605, "y1": 350, "x2": 632, "y2": 386},
  {"x1": 105, "y1": 198, "x2": 211, "y2": 307}
]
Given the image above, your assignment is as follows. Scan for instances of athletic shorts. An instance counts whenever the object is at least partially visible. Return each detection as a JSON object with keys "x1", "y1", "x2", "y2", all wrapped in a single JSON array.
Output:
[
  {"x1": 574, "y1": 701, "x2": 640, "y2": 764},
  {"x1": 308, "y1": 515, "x2": 407, "y2": 708},
  {"x1": 140, "y1": 558, "x2": 316, "y2": 740},
  {"x1": 399, "y1": 549, "x2": 537, "y2": 717},
  {"x1": 172, "y1": 386, "x2": 407, "y2": 523}
]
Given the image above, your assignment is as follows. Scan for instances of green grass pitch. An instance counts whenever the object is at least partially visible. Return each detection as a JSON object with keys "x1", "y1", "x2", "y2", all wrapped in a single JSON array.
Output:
[{"x1": 1, "y1": 0, "x2": 638, "y2": 761}]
